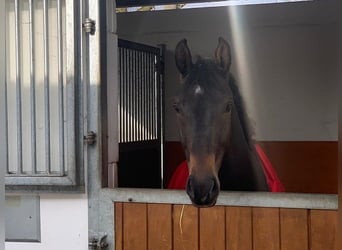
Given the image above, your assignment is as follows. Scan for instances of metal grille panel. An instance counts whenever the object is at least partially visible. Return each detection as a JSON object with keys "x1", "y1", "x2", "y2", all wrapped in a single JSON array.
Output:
[
  {"x1": 4, "y1": 0, "x2": 67, "y2": 177},
  {"x1": 118, "y1": 40, "x2": 160, "y2": 143}
]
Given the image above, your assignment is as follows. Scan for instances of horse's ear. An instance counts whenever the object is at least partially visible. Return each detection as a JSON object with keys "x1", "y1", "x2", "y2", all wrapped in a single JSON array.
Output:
[
  {"x1": 175, "y1": 39, "x2": 193, "y2": 77},
  {"x1": 215, "y1": 37, "x2": 231, "y2": 73}
]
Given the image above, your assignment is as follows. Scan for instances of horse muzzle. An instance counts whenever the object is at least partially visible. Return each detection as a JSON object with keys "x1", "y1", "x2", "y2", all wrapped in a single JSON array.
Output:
[{"x1": 186, "y1": 175, "x2": 220, "y2": 207}]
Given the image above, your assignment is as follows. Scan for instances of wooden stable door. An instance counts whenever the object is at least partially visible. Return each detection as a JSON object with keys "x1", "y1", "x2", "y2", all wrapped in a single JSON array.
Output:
[{"x1": 115, "y1": 202, "x2": 337, "y2": 250}]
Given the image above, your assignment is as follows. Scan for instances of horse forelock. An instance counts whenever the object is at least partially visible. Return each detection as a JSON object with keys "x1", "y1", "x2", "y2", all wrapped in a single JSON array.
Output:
[{"x1": 184, "y1": 59, "x2": 228, "y2": 92}]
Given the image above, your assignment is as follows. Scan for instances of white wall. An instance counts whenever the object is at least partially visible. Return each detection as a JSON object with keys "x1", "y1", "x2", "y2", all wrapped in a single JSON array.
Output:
[
  {"x1": 117, "y1": 0, "x2": 339, "y2": 141},
  {"x1": 5, "y1": 194, "x2": 88, "y2": 250}
]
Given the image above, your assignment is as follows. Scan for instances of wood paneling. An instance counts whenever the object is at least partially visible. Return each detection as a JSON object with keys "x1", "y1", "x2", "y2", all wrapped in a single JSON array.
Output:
[
  {"x1": 147, "y1": 204, "x2": 172, "y2": 250},
  {"x1": 165, "y1": 141, "x2": 338, "y2": 193},
  {"x1": 253, "y1": 207, "x2": 280, "y2": 250},
  {"x1": 310, "y1": 210, "x2": 337, "y2": 250},
  {"x1": 199, "y1": 206, "x2": 226, "y2": 250},
  {"x1": 123, "y1": 203, "x2": 147, "y2": 250},
  {"x1": 173, "y1": 205, "x2": 199, "y2": 250},
  {"x1": 226, "y1": 206, "x2": 252, "y2": 250},
  {"x1": 114, "y1": 202, "x2": 123, "y2": 250},
  {"x1": 114, "y1": 202, "x2": 337, "y2": 250},
  {"x1": 280, "y1": 208, "x2": 308, "y2": 250}
]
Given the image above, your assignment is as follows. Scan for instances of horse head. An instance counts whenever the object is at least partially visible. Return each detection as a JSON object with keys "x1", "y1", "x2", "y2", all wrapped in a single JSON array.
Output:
[{"x1": 173, "y1": 37, "x2": 234, "y2": 207}]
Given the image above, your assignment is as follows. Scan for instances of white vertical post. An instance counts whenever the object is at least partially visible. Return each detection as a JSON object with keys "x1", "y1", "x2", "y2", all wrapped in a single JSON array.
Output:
[
  {"x1": 65, "y1": 0, "x2": 76, "y2": 180},
  {"x1": 43, "y1": 0, "x2": 51, "y2": 174},
  {"x1": 99, "y1": 0, "x2": 118, "y2": 246},
  {"x1": 14, "y1": 0, "x2": 23, "y2": 174},
  {"x1": 87, "y1": 0, "x2": 118, "y2": 248},
  {"x1": 57, "y1": 0, "x2": 65, "y2": 176},
  {"x1": 0, "y1": 0, "x2": 6, "y2": 246},
  {"x1": 106, "y1": 0, "x2": 119, "y2": 188},
  {"x1": 29, "y1": 0, "x2": 37, "y2": 174},
  {"x1": 87, "y1": 0, "x2": 102, "y2": 243}
]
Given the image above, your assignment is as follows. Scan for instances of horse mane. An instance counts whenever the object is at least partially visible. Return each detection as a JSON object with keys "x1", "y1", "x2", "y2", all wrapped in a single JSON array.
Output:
[{"x1": 227, "y1": 73, "x2": 254, "y2": 148}]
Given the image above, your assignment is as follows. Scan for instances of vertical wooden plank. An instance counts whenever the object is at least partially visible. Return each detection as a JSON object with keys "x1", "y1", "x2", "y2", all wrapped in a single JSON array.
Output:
[
  {"x1": 114, "y1": 202, "x2": 123, "y2": 250},
  {"x1": 280, "y1": 208, "x2": 308, "y2": 250},
  {"x1": 173, "y1": 205, "x2": 199, "y2": 250},
  {"x1": 226, "y1": 206, "x2": 252, "y2": 250},
  {"x1": 253, "y1": 207, "x2": 280, "y2": 250},
  {"x1": 147, "y1": 203, "x2": 172, "y2": 250},
  {"x1": 123, "y1": 203, "x2": 147, "y2": 250},
  {"x1": 199, "y1": 206, "x2": 226, "y2": 250},
  {"x1": 310, "y1": 210, "x2": 337, "y2": 250}
]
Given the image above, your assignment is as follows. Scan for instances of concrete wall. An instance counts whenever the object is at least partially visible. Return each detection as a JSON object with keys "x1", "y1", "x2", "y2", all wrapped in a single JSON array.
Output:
[{"x1": 117, "y1": 0, "x2": 339, "y2": 141}]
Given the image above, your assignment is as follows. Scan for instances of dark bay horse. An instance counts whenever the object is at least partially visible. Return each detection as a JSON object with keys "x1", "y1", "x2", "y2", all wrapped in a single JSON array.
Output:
[{"x1": 173, "y1": 37, "x2": 269, "y2": 207}]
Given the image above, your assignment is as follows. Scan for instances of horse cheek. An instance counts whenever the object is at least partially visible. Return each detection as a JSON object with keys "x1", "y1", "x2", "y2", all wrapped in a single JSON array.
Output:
[
  {"x1": 217, "y1": 114, "x2": 231, "y2": 149},
  {"x1": 176, "y1": 116, "x2": 192, "y2": 161}
]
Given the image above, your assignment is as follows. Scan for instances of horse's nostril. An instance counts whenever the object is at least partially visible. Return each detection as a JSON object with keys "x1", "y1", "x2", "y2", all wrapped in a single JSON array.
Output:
[
  {"x1": 209, "y1": 179, "x2": 215, "y2": 194},
  {"x1": 208, "y1": 178, "x2": 219, "y2": 199},
  {"x1": 186, "y1": 175, "x2": 219, "y2": 206},
  {"x1": 186, "y1": 176, "x2": 195, "y2": 199}
]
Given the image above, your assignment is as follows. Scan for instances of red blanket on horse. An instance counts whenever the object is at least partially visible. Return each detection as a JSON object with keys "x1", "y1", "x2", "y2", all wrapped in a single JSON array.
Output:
[{"x1": 167, "y1": 144, "x2": 285, "y2": 192}]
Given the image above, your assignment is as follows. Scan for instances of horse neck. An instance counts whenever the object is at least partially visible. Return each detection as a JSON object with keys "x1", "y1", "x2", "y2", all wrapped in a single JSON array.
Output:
[
  {"x1": 228, "y1": 75, "x2": 252, "y2": 147},
  {"x1": 220, "y1": 108, "x2": 269, "y2": 191},
  {"x1": 226, "y1": 107, "x2": 255, "y2": 164}
]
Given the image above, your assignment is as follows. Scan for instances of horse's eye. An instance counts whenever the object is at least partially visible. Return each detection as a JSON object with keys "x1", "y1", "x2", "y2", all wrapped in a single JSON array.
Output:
[
  {"x1": 225, "y1": 102, "x2": 232, "y2": 113},
  {"x1": 173, "y1": 102, "x2": 181, "y2": 114}
]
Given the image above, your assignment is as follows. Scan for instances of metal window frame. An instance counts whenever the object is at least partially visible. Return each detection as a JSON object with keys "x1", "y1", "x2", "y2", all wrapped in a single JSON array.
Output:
[{"x1": 4, "y1": 0, "x2": 84, "y2": 192}]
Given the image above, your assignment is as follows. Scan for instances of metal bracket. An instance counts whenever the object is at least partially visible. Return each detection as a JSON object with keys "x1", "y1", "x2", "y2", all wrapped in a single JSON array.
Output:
[
  {"x1": 83, "y1": 18, "x2": 96, "y2": 35},
  {"x1": 84, "y1": 131, "x2": 96, "y2": 145},
  {"x1": 89, "y1": 234, "x2": 108, "y2": 250}
]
